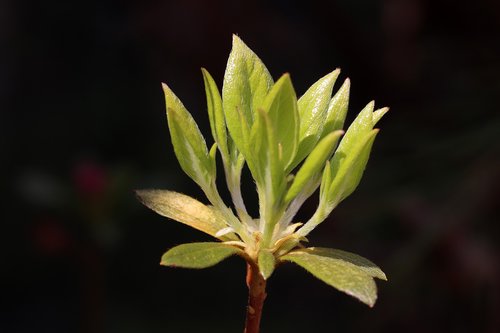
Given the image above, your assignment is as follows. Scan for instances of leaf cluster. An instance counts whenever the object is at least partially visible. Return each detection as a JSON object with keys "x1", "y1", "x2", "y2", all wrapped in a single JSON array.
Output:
[{"x1": 137, "y1": 35, "x2": 388, "y2": 306}]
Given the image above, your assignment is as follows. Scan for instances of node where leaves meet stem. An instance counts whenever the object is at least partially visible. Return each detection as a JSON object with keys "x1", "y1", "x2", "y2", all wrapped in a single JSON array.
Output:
[{"x1": 244, "y1": 262, "x2": 267, "y2": 333}]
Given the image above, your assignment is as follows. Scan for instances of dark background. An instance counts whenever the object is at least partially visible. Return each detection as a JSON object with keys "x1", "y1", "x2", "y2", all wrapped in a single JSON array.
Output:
[{"x1": 2, "y1": 0, "x2": 500, "y2": 332}]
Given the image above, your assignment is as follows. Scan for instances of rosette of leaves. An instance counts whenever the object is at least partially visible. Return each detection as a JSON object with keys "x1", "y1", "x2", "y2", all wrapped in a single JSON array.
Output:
[{"x1": 137, "y1": 35, "x2": 388, "y2": 331}]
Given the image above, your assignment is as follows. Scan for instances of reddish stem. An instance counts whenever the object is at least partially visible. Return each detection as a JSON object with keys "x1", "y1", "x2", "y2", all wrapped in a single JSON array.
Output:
[{"x1": 244, "y1": 262, "x2": 267, "y2": 333}]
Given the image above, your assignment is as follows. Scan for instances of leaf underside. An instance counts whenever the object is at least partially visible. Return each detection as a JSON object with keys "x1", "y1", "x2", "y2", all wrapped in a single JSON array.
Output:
[{"x1": 135, "y1": 190, "x2": 235, "y2": 241}]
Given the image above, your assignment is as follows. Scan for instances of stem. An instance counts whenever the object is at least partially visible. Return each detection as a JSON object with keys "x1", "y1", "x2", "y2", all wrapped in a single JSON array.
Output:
[{"x1": 244, "y1": 263, "x2": 267, "y2": 333}]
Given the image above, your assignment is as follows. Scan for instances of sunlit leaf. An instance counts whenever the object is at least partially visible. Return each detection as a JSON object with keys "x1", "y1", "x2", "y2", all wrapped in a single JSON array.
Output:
[
  {"x1": 291, "y1": 70, "x2": 340, "y2": 169},
  {"x1": 163, "y1": 83, "x2": 213, "y2": 187},
  {"x1": 222, "y1": 34, "x2": 273, "y2": 156},
  {"x1": 373, "y1": 107, "x2": 389, "y2": 126},
  {"x1": 285, "y1": 130, "x2": 343, "y2": 204},
  {"x1": 327, "y1": 129, "x2": 379, "y2": 205},
  {"x1": 261, "y1": 73, "x2": 299, "y2": 168},
  {"x1": 250, "y1": 108, "x2": 285, "y2": 200},
  {"x1": 281, "y1": 247, "x2": 386, "y2": 307},
  {"x1": 161, "y1": 242, "x2": 243, "y2": 269},
  {"x1": 136, "y1": 190, "x2": 236, "y2": 241},
  {"x1": 320, "y1": 78, "x2": 350, "y2": 139}
]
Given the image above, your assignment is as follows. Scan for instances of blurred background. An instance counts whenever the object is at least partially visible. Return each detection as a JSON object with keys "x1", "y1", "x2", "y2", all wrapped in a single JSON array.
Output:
[{"x1": 2, "y1": 0, "x2": 500, "y2": 332}]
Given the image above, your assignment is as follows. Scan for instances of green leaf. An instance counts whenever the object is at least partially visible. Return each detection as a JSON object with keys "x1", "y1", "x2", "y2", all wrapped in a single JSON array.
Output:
[
  {"x1": 334, "y1": 101, "x2": 374, "y2": 156},
  {"x1": 319, "y1": 160, "x2": 332, "y2": 202},
  {"x1": 326, "y1": 129, "x2": 379, "y2": 206},
  {"x1": 202, "y1": 68, "x2": 229, "y2": 159},
  {"x1": 373, "y1": 107, "x2": 389, "y2": 126},
  {"x1": 308, "y1": 248, "x2": 387, "y2": 281},
  {"x1": 258, "y1": 250, "x2": 276, "y2": 279},
  {"x1": 261, "y1": 73, "x2": 299, "y2": 169},
  {"x1": 285, "y1": 130, "x2": 343, "y2": 204},
  {"x1": 222, "y1": 34, "x2": 273, "y2": 156},
  {"x1": 291, "y1": 70, "x2": 340, "y2": 169},
  {"x1": 320, "y1": 78, "x2": 350, "y2": 139},
  {"x1": 135, "y1": 190, "x2": 236, "y2": 241},
  {"x1": 208, "y1": 142, "x2": 218, "y2": 178},
  {"x1": 250, "y1": 108, "x2": 285, "y2": 199},
  {"x1": 281, "y1": 247, "x2": 386, "y2": 307},
  {"x1": 161, "y1": 242, "x2": 242, "y2": 269},
  {"x1": 163, "y1": 83, "x2": 212, "y2": 187}
]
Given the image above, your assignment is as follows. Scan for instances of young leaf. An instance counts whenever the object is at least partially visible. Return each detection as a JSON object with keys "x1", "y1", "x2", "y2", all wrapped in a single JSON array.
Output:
[
  {"x1": 163, "y1": 83, "x2": 213, "y2": 187},
  {"x1": 291, "y1": 70, "x2": 340, "y2": 169},
  {"x1": 222, "y1": 34, "x2": 273, "y2": 155},
  {"x1": 327, "y1": 129, "x2": 379, "y2": 205},
  {"x1": 135, "y1": 190, "x2": 236, "y2": 241},
  {"x1": 334, "y1": 101, "x2": 374, "y2": 155},
  {"x1": 161, "y1": 242, "x2": 243, "y2": 269},
  {"x1": 320, "y1": 78, "x2": 350, "y2": 139},
  {"x1": 202, "y1": 68, "x2": 229, "y2": 159},
  {"x1": 284, "y1": 130, "x2": 343, "y2": 204},
  {"x1": 281, "y1": 247, "x2": 385, "y2": 307},
  {"x1": 258, "y1": 250, "x2": 276, "y2": 279},
  {"x1": 250, "y1": 108, "x2": 285, "y2": 199},
  {"x1": 373, "y1": 107, "x2": 389, "y2": 126},
  {"x1": 261, "y1": 73, "x2": 299, "y2": 168},
  {"x1": 308, "y1": 248, "x2": 387, "y2": 280}
]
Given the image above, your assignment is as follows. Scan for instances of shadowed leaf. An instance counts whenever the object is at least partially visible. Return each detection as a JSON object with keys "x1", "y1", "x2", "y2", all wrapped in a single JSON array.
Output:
[{"x1": 258, "y1": 250, "x2": 276, "y2": 279}]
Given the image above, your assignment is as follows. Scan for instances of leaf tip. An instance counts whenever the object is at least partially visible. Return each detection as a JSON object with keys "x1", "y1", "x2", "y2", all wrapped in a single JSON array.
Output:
[{"x1": 161, "y1": 82, "x2": 171, "y2": 93}]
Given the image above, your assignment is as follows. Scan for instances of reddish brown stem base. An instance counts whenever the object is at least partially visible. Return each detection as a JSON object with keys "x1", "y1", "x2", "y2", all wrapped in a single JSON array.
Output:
[{"x1": 244, "y1": 263, "x2": 267, "y2": 333}]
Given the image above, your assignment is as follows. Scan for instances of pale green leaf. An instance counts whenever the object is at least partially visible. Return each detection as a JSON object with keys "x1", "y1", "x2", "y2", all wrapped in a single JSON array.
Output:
[
  {"x1": 208, "y1": 142, "x2": 218, "y2": 178},
  {"x1": 250, "y1": 109, "x2": 286, "y2": 200},
  {"x1": 327, "y1": 129, "x2": 379, "y2": 205},
  {"x1": 202, "y1": 68, "x2": 229, "y2": 159},
  {"x1": 320, "y1": 78, "x2": 350, "y2": 139},
  {"x1": 309, "y1": 248, "x2": 387, "y2": 280},
  {"x1": 163, "y1": 83, "x2": 212, "y2": 187},
  {"x1": 281, "y1": 247, "x2": 385, "y2": 307},
  {"x1": 292, "y1": 70, "x2": 340, "y2": 169},
  {"x1": 285, "y1": 130, "x2": 343, "y2": 204},
  {"x1": 334, "y1": 101, "x2": 374, "y2": 156},
  {"x1": 135, "y1": 190, "x2": 236, "y2": 241},
  {"x1": 319, "y1": 160, "x2": 332, "y2": 202},
  {"x1": 261, "y1": 73, "x2": 299, "y2": 168},
  {"x1": 222, "y1": 34, "x2": 273, "y2": 156},
  {"x1": 161, "y1": 242, "x2": 242, "y2": 269},
  {"x1": 373, "y1": 107, "x2": 389, "y2": 126},
  {"x1": 258, "y1": 250, "x2": 276, "y2": 279}
]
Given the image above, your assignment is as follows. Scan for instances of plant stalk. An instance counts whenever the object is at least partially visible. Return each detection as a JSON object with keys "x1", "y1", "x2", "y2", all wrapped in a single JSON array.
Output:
[{"x1": 244, "y1": 262, "x2": 267, "y2": 333}]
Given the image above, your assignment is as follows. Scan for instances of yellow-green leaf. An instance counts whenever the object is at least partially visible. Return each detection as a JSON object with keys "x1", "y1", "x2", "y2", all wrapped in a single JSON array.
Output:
[
  {"x1": 135, "y1": 190, "x2": 236, "y2": 241},
  {"x1": 222, "y1": 34, "x2": 273, "y2": 156},
  {"x1": 327, "y1": 129, "x2": 379, "y2": 205},
  {"x1": 163, "y1": 83, "x2": 212, "y2": 187},
  {"x1": 292, "y1": 70, "x2": 340, "y2": 168},
  {"x1": 258, "y1": 250, "x2": 276, "y2": 279},
  {"x1": 161, "y1": 242, "x2": 243, "y2": 269},
  {"x1": 285, "y1": 130, "x2": 343, "y2": 204},
  {"x1": 261, "y1": 73, "x2": 299, "y2": 169},
  {"x1": 281, "y1": 247, "x2": 386, "y2": 307},
  {"x1": 320, "y1": 78, "x2": 350, "y2": 139},
  {"x1": 202, "y1": 68, "x2": 229, "y2": 159}
]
